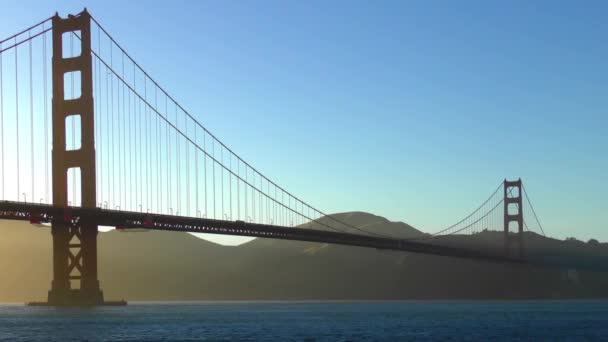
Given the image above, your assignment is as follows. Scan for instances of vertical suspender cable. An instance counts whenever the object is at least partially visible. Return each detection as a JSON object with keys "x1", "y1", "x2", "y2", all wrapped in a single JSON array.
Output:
[
  {"x1": 131, "y1": 69, "x2": 134, "y2": 211},
  {"x1": 176, "y1": 103, "x2": 180, "y2": 213},
  {"x1": 128, "y1": 68, "x2": 132, "y2": 210},
  {"x1": 94, "y1": 39, "x2": 99, "y2": 206},
  {"x1": 133, "y1": 65, "x2": 138, "y2": 209},
  {"x1": 143, "y1": 79, "x2": 146, "y2": 211},
  {"x1": 142, "y1": 77, "x2": 146, "y2": 211},
  {"x1": 160, "y1": 92, "x2": 163, "y2": 213},
  {"x1": 144, "y1": 76, "x2": 148, "y2": 211},
  {"x1": 154, "y1": 92, "x2": 159, "y2": 213},
  {"x1": 154, "y1": 88, "x2": 164, "y2": 213},
  {"x1": 186, "y1": 114, "x2": 189, "y2": 215},
  {"x1": 135, "y1": 75, "x2": 145, "y2": 208},
  {"x1": 221, "y1": 146, "x2": 224, "y2": 218},
  {"x1": 163, "y1": 96, "x2": 167, "y2": 212},
  {"x1": 245, "y1": 165, "x2": 247, "y2": 221},
  {"x1": 203, "y1": 131, "x2": 207, "y2": 217},
  {"x1": 97, "y1": 27, "x2": 102, "y2": 206},
  {"x1": 237, "y1": 159, "x2": 240, "y2": 220},
  {"x1": 97, "y1": 49, "x2": 101, "y2": 206},
  {"x1": 15, "y1": 37, "x2": 20, "y2": 201},
  {"x1": 133, "y1": 69, "x2": 137, "y2": 209},
  {"x1": 122, "y1": 54, "x2": 126, "y2": 209},
  {"x1": 147, "y1": 80, "x2": 152, "y2": 211},
  {"x1": 229, "y1": 154, "x2": 232, "y2": 220},
  {"x1": 153, "y1": 87, "x2": 157, "y2": 212},
  {"x1": 127, "y1": 57, "x2": 132, "y2": 210},
  {"x1": 0, "y1": 40, "x2": 4, "y2": 200},
  {"x1": 133, "y1": 73, "x2": 144, "y2": 211},
  {"x1": 116, "y1": 45, "x2": 122, "y2": 209},
  {"x1": 195, "y1": 125, "x2": 198, "y2": 215},
  {"x1": 116, "y1": 51, "x2": 121, "y2": 209},
  {"x1": 297, "y1": 201, "x2": 300, "y2": 226},
  {"x1": 166, "y1": 97, "x2": 170, "y2": 213},
  {"x1": 212, "y1": 139, "x2": 216, "y2": 219},
  {"x1": 154, "y1": 87, "x2": 158, "y2": 212},
  {"x1": 29, "y1": 31, "x2": 33, "y2": 202},
  {"x1": 111, "y1": 42, "x2": 116, "y2": 208},
  {"x1": 307, "y1": 206, "x2": 310, "y2": 226},
  {"x1": 131, "y1": 66, "x2": 135, "y2": 210},
  {"x1": 122, "y1": 55, "x2": 126, "y2": 209},
  {"x1": 132, "y1": 66, "x2": 136, "y2": 209},
  {"x1": 136, "y1": 65, "x2": 141, "y2": 210},
  {"x1": 140, "y1": 72, "x2": 150, "y2": 211},
  {"x1": 105, "y1": 58, "x2": 110, "y2": 206},
  {"x1": 139, "y1": 76, "x2": 144, "y2": 211},
  {"x1": 149, "y1": 86, "x2": 153, "y2": 212}
]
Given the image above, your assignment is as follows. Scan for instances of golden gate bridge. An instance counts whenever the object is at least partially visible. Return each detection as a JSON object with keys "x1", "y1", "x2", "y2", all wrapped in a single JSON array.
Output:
[{"x1": 0, "y1": 10, "x2": 547, "y2": 306}]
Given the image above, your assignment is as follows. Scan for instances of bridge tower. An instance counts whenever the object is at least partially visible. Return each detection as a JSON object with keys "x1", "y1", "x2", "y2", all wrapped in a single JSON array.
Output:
[
  {"x1": 45, "y1": 10, "x2": 104, "y2": 306},
  {"x1": 503, "y1": 179, "x2": 524, "y2": 258}
]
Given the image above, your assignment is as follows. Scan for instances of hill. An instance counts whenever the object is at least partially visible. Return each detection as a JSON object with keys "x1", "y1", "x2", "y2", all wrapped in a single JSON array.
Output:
[{"x1": 0, "y1": 212, "x2": 607, "y2": 303}]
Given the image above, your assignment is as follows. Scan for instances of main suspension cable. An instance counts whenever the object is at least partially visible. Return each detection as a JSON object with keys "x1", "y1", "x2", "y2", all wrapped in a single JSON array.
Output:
[
  {"x1": 409, "y1": 198, "x2": 505, "y2": 241},
  {"x1": 426, "y1": 181, "x2": 503, "y2": 236},
  {"x1": 92, "y1": 51, "x2": 385, "y2": 236},
  {"x1": 87, "y1": 15, "x2": 389, "y2": 236},
  {"x1": 522, "y1": 184, "x2": 545, "y2": 236},
  {"x1": 0, "y1": 16, "x2": 52, "y2": 45}
]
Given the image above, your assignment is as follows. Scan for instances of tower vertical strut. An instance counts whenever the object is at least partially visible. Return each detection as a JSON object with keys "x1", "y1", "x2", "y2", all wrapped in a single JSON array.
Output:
[{"x1": 503, "y1": 179, "x2": 524, "y2": 259}]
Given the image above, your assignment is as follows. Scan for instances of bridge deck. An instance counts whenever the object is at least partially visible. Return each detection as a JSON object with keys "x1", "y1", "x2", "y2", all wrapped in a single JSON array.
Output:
[{"x1": 0, "y1": 201, "x2": 524, "y2": 264}]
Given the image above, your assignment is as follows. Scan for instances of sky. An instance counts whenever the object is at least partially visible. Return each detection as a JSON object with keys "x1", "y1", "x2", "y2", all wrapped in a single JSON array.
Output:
[{"x1": 0, "y1": 0, "x2": 606, "y2": 243}]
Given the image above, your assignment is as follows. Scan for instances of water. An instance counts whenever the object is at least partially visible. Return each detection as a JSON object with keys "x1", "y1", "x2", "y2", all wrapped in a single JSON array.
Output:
[{"x1": 0, "y1": 301, "x2": 607, "y2": 341}]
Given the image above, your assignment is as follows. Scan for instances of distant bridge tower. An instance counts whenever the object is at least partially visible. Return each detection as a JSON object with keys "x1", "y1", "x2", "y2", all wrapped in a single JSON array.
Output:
[
  {"x1": 503, "y1": 179, "x2": 524, "y2": 258},
  {"x1": 46, "y1": 10, "x2": 104, "y2": 306}
]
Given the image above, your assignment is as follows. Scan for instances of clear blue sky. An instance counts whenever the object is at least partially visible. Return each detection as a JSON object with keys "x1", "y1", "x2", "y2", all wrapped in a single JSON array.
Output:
[{"x1": 2, "y1": 0, "x2": 607, "y2": 242}]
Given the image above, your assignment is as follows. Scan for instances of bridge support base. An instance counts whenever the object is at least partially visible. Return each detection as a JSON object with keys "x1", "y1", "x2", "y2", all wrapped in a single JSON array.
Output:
[
  {"x1": 27, "y1": 299, "x2": 127, "y2": 307},
  {"x1": 27, "y1": 287, "x2": 126, "y2": 307},
  {"x1": 46, "y1": 288, "x2": 104, "y2": 306}
]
